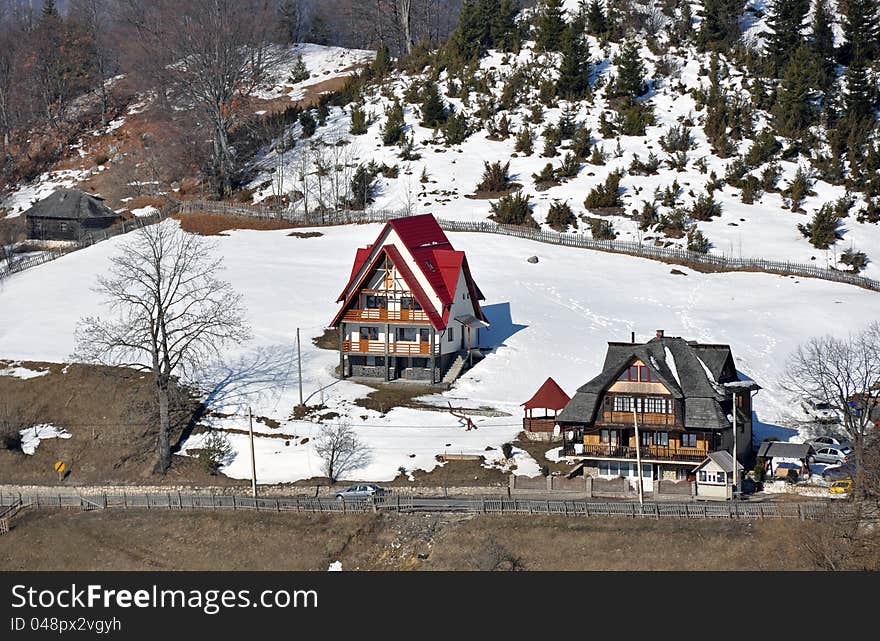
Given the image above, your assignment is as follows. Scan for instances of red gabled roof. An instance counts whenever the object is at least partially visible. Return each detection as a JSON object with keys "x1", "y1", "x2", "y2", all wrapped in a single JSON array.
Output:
[
  {"x1": 331, "y1": 214, "x2": 486, "y2": 329},
  {"x1": 522, "y1": 377, "x2": 571, "y2": 411}
]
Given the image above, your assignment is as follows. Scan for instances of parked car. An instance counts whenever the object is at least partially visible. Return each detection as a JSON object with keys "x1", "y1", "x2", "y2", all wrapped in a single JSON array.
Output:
[
  {"x1": 811, "y1": 445, "x2": 853, "y2": 465},
  {"x1": 808, "y1": 435, "x2": 851, "y2": 448},
  {"x1": 829, "y1": 480, "x2": 853, "y2": 496},
  {"x1": 334, "y1": 484, "x2": 387, "y2": 501},
  {"x1": 822, "y1": 460, "x2": 857, "y2": 481},
  {"x1": 801, "y1": 398, "x2": 840, "y2": 424}
]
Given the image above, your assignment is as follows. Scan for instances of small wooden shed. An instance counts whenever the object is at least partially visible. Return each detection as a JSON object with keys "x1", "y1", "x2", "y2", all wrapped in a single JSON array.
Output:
[
  {"x1": 25, "y1": 189, "x2": 122, "y2": 241},
  {"x1": 693, "y1": 451, "x2": 744, "y2": 501},
  {"x1": 522, "y1": 377, "x2": 570, "y2": 441}
]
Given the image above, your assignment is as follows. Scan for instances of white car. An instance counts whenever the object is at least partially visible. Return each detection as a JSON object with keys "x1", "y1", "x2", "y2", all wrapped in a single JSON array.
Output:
[
  {"x1": 801, "y1": 398, "x2": 840, "y2": 424},
  {"x1": 811, "y1": 445, "x2": 853, "y2": 465},
  {"x1": 807, "y1": 435, "x2": 851, "y2": 449}
]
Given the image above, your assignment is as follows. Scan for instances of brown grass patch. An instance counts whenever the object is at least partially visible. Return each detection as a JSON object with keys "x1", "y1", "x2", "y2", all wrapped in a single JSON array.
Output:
[{"x1": 173, "y1": 212, "x2": 300, "y2": 236}]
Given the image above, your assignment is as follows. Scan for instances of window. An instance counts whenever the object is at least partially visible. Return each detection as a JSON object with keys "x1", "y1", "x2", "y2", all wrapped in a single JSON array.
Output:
[
  {"x1": 641, "y1": 431, "x2": 651, "y2": 446},
  {"x1": 419, "y1": 328, "x2": 431, "y2": 343},
  {"x1": 644, "y1": 397, "x2": 667, "y2": 413},
  {"x1": 365, "y1": 295, "x2": 385, "y2": 309},
  {"x1": 699, "y1": 471, "x2": 707, "y2": 482},
  {"x1": 600, "y1": 429, "x2": 610, "y2": 444},
  {"x1": 359, "y1": 326, "x2": 378, "y2": 340},
  {"x1": 412, "y1": 358, "x2": 428, "y2": 368},
  {"x1": 396, "y1": 327, "x2": 417, "y2": 342},
  {"x1": 681, "y1": 433, "x2": 697, "y2": 448},
  {"x1": 613, "y1": 396, "x2": 633, "y2": 412},
  {"x1": 638, "y1": 365, "x2": 651, "y2": 382},
  {"x1": 653, "y1": 432, "x2": 668, "y2": 446},
  {"x1": 448, "y1": 328, "x2": 454, "y2": 342}
]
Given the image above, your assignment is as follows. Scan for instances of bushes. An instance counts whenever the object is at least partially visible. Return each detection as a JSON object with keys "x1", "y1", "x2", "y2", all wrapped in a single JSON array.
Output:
[
  {"x1": 532, "y1": 163, "x2": 557, "y2": 188},
  {"x1": 745, "y1": 128, "x2": 782, "y2": 167},
  {"x1": 477, "y1": 161, "x2": 513, "y2": 193},
  {"x1": 490, "y1": 192, "x2": 537, "y2": 227},
  {"x1": 350, "y1": 104, "x2": 368, "y2": 135},
  {"x1": 584, "y1": 171, "x2": 623, "y2": 209},
  {"x1": 687, "y1": 228, "x2": 710, "y2": 253},
  {"x1": 690, "y1": 192, "x2": 722, "y2": 221},
  {"x1": 659, "y1": 124, "x2": 692, "y2": 153},
  {"x1": 638, "y1": 200, "x2": 659, "y2": 230},
  {"x1": 556, "y1": 152, "x2": 581, "y2": 179},
  {"x1": 588, "y1": 217, "x2": 617, "y2": 240},
  {"x1": 197, "y1": 430, "x2": 232, "y2": 475},
  {"x1": 658, "y1": 209, "x2": 688, "y2": 238},
  {"x1": 501, "y1": 442, "x2": 514, "y2": 459},
  {"x1": 628, "y1": 152, "x2": 661, "y2": 175},
  {"x1": 420, "y1": 81, "x2": 448, "y2": 128},
  {"x1": 798, "y1": 204, "x2": 841, "y2": 248},
  {"x1": 349, "y1": 163, "x2": 380, "y2": 210},
  {"x1": 840, "y1": 248, "x2": 868, "y2": 273},
  {"x1": 546, "y1": 200, "x2": 576, "y2": 231},
  {"x1": 299, "y1": 111, "x2": 317, "y2": 138},
  {"x1": 571, "y1": 126, "x2": 593, "y2": 159},
  {"x1": 381, "y1": 100, "x2": 406, "y2": 146},
  {"x1": 443, "y1": 111, "x2": 470, "y2": 145},
  {"x1": 786, "y1": 166, "x2": 813, "y2": 212},
  {"x1": 515, "y1": 126, "x2": 534, "y2": 155}
]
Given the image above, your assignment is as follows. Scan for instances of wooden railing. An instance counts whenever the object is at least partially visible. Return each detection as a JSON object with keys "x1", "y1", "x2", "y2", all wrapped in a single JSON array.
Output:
[
  {"x1": 563, "y1": 442, "x2": 708, "y2": 462},
  {"x1": 342, "y1": 340, "x2": 437, "y2": 355},
  {"x1": 342, "y1": 308, "x2": 431, "y2": 323},
  {"x1": 602, "y1": 411, "x2": 678, "y2": 426},
  {"x1": 523, "y1": 417, "x2": 557, "y2": 433}
]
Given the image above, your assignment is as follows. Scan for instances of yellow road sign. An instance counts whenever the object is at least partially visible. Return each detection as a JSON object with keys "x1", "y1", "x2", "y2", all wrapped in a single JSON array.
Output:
[{"x1": 54, "y1": 461, "x2": 66, "y2": 474}]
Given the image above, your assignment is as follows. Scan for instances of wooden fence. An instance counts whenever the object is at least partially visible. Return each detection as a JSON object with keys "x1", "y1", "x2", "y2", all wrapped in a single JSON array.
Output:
[
  {"x1": 177, "y1": 200, "x2": 880, "y2": 293},
  {"x1": 0, "y1": 209, "x2": 171, "y2": 282},
  {"x1": 0, "y1": 491, "x2": 839, "y2": 521},
  {"x1": 4, "y1": 198, "x2": 878, "y2": 293}
]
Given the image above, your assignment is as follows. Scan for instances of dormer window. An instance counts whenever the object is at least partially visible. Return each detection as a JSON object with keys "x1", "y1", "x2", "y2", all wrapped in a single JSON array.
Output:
[{"x1": 618, "y1": 363, "x2": 652, "y2": 382}]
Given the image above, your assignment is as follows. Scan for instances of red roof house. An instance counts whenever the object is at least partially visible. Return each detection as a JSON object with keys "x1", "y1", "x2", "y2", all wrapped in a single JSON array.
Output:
[{"x1": 330, "y1": 214, "x2": 488, "y2": 384}]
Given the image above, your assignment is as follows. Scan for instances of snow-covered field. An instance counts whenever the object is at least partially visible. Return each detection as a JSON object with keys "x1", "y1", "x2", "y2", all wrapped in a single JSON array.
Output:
[{"x1": 1, "y1": 219, "x2": 878, "y2": 483}]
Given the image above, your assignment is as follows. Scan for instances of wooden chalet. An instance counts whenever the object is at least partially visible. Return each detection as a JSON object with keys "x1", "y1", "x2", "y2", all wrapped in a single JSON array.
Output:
[
  {"x1": 25, "y1": 189, "x2": 122, "y2": 241},
  {"x1": 521, "y1": 377, "x2": 570, "y2": 440},
  {"x1": 329, "y1": 214, "x2": 488, "y2": 384},
  {"x1": 556, "y1": 330, "x2": 759, "y2": 491}
]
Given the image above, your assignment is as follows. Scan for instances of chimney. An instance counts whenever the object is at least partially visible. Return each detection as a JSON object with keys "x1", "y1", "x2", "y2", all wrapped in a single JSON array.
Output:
[
  {"x1": 656, "y1": 329, "x2": 664, "y2": 339},
  {"x1": 631, "y1": 331, "x2": 635, "y2": 344}
]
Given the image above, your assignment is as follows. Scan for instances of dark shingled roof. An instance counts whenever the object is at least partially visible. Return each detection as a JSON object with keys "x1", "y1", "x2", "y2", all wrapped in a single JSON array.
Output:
[
  {"x1": 24, "y1": 189, "x2": 118, "y2": 221},
  {"x1": 557, "y1": 335, "x2": 744, "y2": 430},
  {"x1": 756, "y1": 441, "x2": 815, "y2": 460}
]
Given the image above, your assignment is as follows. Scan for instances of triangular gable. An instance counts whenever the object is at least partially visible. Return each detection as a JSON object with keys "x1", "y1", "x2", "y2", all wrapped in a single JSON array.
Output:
[
  {"x1": 522, "y1": 377, "x2": 571, "y2": 411},
  {"x1": 329, "y1": 244, "x2": 445, "y2": 330}
]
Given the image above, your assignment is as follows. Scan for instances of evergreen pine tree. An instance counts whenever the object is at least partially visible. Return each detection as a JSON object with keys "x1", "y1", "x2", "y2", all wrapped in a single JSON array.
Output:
[
  {"x1": 698, "y1": 0, "x2": 744, "y2": 52},
  {"x1": 843, "y1": 57, "x2": 876, "y2": 124},
  {"x1": 586, "y1": 0, "x2": 607, "y2": 36},
  {"x1": 381, "y1": 99, "x2": 406, "y2": 146},
  {"x1": 764, "y1": 0, "x2": 810, "y2": 77},
  {"x1": 556, "y1": 24, "x2": 591, "y2": 99},
  {"x1": 614, "y1": 41, "x2": 646, "y2": 104},
  {"x1": 810, "y1": 0, "x2": 836, "y2": 90},
  {"x1": 535, "y1": 0, "x2": 567, "y2": 52},
  {"x1": 491, "y1": 0, "x2": 521, "y2": 51},
  {"x1": 840, "y1": 0, "x2": 880, "y2": 65},
  {"x1": 420, "y1": 82, "x2": 447, "y2": 127},
  {"x1": 372, "y1": 43, "x2": 392, "y2": 77},
  {"x1": 451, "y1": 0, "x2": 491, "y2": 60},
  {"x1": 772, "y1": 45, "x2": 820, "y2": 138}
]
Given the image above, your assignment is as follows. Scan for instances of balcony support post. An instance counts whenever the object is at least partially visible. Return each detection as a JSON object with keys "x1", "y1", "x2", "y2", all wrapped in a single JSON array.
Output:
[
  {"x1": 338, "y1": 323, "x2": 345, "y2": 379},
  {"x1": 384, "y1": 322, "x2": 390, "y2": 381},
  {"x1": 430, "y1": 330, "x2": 436, "y2": 384}
]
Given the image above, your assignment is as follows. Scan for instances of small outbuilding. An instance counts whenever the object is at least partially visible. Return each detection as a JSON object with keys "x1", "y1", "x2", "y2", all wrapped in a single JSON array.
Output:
[
  {"x1": 693, "y1": 451, "x2": 744, "y2": 500},
  {"x1": 756, "y1": 440, "x2": 815, "y2": 481},
  {"x1": 522, "y1": 377, "x2": 571, "y2": 441},
  {"x1": 25, "y1": 189, "x2": 122, "y2": 241}
]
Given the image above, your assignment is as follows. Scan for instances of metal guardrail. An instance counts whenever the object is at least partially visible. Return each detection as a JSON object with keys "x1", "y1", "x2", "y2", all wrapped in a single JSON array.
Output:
[{"x1": 0, "y1": 491, "x2": 838, "y2": 520}]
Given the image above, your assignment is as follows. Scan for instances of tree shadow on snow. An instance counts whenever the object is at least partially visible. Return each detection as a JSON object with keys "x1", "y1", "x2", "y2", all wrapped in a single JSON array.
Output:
[{"x1": 479, "y1": 302, "x2": 528, "y2": 351}]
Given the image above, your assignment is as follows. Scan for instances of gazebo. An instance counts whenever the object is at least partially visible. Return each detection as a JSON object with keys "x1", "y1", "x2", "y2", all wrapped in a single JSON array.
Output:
[{"x1": 521, "y1": 377, "x2": 571, "y2": 440}]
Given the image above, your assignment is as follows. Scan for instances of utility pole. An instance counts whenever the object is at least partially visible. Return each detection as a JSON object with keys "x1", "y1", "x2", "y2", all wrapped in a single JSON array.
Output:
[
  {"x1": 731, "y1": 389, "x2": 738, "y2": 498},
  {"x1": 296, "y1": 327, "x2": 303, "y2": 407},
  {"x1": 632, "y1": 401, "x2": 644, "y2": 505},
  {"x1": 248, "y1": 406, "x2": 257, "y2": 499}
]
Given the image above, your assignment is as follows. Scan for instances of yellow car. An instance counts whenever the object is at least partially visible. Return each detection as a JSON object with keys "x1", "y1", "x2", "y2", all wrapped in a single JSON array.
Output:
[{"x1": 829, "y1": 480, "x2": 853, "y2": 495}]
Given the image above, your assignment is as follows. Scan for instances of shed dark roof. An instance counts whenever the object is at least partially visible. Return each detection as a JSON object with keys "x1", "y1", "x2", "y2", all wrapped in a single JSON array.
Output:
[
  {"x1": 522, "y1": 377, "x2": 571, "y2": 411},
  {"x1": 558, "y1": 335, "x2": 746, "y2": 430},
  {"x1": 694, "y1": 450, "x2": 744, "y2": 473},
  {"x1": 756, "y1": 441, "x2": 815, "y2": 459},
  {"x1": 25, "y1": 189, "x2": 118, "y2": 220}
]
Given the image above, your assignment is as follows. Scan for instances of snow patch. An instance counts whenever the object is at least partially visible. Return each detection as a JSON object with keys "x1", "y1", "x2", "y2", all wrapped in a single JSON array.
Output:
[{"x1": 19, "y1": 424, "x2": 72, "y2": 455}]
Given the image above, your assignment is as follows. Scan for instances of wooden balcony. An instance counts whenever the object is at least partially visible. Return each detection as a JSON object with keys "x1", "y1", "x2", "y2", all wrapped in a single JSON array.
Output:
[
  {"x1": 561, "y1": 442, "x2": 708, "y2": 463},
  {"x1": 601, "y1": 410, "x2": 678, "y2": 426},
  {"x1": 342, "y1": 308, "x2": 431, "y2": 324},
  {"x1": 523, "y1": 417, "x2": 557, "y2": 433},
  {"x1": 342, "y1": 340, "x2": 438, "y2": 355}
]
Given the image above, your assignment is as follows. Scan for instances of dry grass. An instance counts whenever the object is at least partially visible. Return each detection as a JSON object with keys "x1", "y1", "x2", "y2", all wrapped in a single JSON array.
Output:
[
  {"x1": 172, "y1": 212, "x2": 300, "y2": 236},
  {"x1": 0, "y1": 509, "x2": 813, "y2": 571}
]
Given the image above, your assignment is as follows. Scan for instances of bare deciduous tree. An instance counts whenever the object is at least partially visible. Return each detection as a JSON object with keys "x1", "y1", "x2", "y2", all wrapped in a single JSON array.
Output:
[
  {"x1": 785, "y1": 323, "x2": 880, "y2": 465},
  {"x1": 313, "y1": 418, "x2": 370, "y2": 483},
  {"x1": 74, "y1": 223, "x2": 251, "y2": 474}
]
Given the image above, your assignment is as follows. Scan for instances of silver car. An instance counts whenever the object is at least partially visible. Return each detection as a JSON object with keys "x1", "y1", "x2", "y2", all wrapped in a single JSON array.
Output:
[
  {"x1": 811, "y1": 445, "x2": 853, "y2": 465},
  {"x1": 334, "y1": 484, "x2": 387, "y2": 501}
]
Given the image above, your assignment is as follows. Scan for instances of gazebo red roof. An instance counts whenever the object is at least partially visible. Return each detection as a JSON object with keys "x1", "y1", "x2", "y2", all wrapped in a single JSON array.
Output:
[{"x1": 522, "y1": 377, "x2": 571, "y2": 411}]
